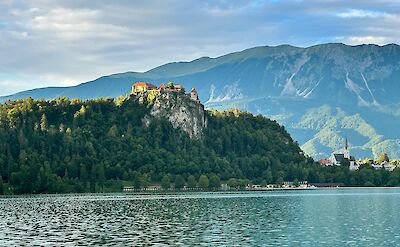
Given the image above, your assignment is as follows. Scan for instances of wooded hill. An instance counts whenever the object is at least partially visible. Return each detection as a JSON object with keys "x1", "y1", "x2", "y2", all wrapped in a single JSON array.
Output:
[
  {"x1": 0, "y1": 95, "x2": 312, "y2": 194},
  {"x1": 1, "y1": 95, "x2": 399, "y2": 194}
]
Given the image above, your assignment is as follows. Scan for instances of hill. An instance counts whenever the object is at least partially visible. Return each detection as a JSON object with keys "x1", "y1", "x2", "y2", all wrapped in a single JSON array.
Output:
[
  {"x1": 2, "y1": 43, "x2": 400, "y2": 159},
  {"x1": 0, "y1": 92, "x2": 312, "y2": 193}
]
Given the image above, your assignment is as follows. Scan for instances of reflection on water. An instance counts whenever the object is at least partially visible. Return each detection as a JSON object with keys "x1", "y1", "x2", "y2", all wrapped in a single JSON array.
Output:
[{"x1": 1, "y1": 189, "x2": 400, "y2": 246}]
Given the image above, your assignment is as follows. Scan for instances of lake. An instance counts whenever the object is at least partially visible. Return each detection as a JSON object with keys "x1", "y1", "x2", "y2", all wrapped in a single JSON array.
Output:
[{"x1": 1, "y1": 188, "x2": 400, "y2": 246}]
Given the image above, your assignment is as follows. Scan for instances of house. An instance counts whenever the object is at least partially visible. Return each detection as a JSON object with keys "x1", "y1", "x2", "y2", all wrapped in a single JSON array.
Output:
[
  {"x1": 382, "y1": 161, "x2": 396, "y2": 171},
  {"x1": 131, "y1": 82, "x2": 157, "y2": 94},
  {"x1": 319, "y1": 159, "x2": 333, "y2": 166},
  {"x1": 371, "y1": 163, "x2": 383, "y2": 169},
  {"x1": 329, "y1": 137, "x2": 359, "y2": 170}
]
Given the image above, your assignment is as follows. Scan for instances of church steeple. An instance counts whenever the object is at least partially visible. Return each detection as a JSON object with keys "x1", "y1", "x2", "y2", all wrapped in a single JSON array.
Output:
[{"x1": 344, "y1": 136, "x2": 350, "y2": 159}]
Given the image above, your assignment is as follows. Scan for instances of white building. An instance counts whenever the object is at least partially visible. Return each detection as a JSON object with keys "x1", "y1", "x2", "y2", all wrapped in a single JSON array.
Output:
[
  {"x1": 382, "y1": 161, "x2": 396, "y2": 171},
  {"x1": 372, "y1": 161, "x2": 396, "y2": 171},
  {"x1": 329, "y1": 137, "x2": 359, "y2": 170}
]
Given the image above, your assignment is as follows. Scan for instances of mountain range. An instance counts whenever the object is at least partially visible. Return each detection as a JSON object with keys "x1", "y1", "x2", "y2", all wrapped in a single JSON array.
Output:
[{"x1": 2, "y1": 43, "x2": 400, "y2": 159}]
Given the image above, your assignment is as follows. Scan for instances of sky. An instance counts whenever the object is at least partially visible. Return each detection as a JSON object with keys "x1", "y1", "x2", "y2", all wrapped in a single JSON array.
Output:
[{"x1": 1, "y1": 0, "x2": 400, "y2": 96}]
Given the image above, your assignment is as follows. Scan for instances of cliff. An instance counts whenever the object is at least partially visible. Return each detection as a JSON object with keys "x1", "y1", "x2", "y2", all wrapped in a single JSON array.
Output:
[{"x1": 132, "y1": 90, "x2": 206, "y2": 138}]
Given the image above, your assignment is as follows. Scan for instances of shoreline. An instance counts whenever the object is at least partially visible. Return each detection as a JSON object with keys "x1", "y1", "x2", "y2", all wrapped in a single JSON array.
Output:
[{"x1": 3, "y1": 186, "x2": 400, "y2": 198}]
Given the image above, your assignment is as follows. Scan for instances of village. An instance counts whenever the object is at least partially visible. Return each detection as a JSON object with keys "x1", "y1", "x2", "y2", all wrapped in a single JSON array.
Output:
[
  {"x1": 131, "y1": 81, "x2": 200, "y2": 102},
  {"x1": 319, "y1": 137, "x2": 399, "y2": 171}
]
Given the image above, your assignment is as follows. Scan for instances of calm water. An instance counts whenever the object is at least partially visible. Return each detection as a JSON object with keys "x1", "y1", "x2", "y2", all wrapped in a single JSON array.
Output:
[{"x1": 1, "y1": 188, "x2": 400, "y2": 246}]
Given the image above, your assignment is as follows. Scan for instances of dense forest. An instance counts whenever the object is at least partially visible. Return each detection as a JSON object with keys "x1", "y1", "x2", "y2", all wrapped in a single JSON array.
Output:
[{"x1": 1, "y1": 96, "x2": 400, "y2": 194}]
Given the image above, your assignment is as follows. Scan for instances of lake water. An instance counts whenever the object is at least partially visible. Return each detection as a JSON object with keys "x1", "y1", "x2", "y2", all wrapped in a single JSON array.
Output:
[{"x1": 1, "y1": 188, "x2": 400, "y2": 246}]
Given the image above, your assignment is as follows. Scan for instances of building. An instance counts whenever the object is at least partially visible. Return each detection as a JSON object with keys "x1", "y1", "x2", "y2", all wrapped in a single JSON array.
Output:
[
  {"x1": 131, "y1": 81, "x2": 200, "y2": 102},
  {"x1": 383, "y1": 161, "x2": 396, "y2": 171},
  {"x1": 372, "y1": 161, "x2": 396, "y2": 171},
  {"x1": 329, "y1": 137, "x2": 359, "y2": 170},
  {"x1": 282, "y1": 181, "x2": 308, "y2": 188},
  {"x1": 131, "y1": 82, "x2": 157, "y2": 94},
  {"x1": 173, "y1": 85, "x2": 185, "y2": 92},
  {"x1": 319, "y1": 159, "x2": 333, "y2": 166},
  {"x1": 190, "y1": 88, "x2": 199, "y2": 101},
  {"x1": 159, "y1": 83, "x2": 166, "y2": 91}
]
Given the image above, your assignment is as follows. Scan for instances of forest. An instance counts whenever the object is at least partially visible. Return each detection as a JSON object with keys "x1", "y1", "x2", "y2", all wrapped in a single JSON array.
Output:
[{"x1": 1, "y1": 96, "x2": 400, "y2": 194}]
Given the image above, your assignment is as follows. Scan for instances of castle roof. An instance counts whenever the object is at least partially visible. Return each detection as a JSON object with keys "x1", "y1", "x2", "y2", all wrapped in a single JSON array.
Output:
[
  {"x1": 191, "y1": 88, "x2": 197, "y2": 93},
  {"x1": 132, "y1": 82, "x2": 157, "y2": 88},
  {"x1": 159, "y1": 83, "x2": 166, "y2": 89},
  {"x1": 174, "y1": 85, "x2": 184, "y2": 89}
]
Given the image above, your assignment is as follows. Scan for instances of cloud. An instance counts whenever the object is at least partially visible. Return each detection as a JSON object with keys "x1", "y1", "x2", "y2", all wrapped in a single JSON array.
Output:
[
  {"x1": 345, "y1": 36, "x2": 390, "y2": 45},
  {"x1": 0, "y1": 0, "x2": 400, "y2": 96},
  {"x1": 337, "y1": 9, "x2": 383, "y2": 18}
]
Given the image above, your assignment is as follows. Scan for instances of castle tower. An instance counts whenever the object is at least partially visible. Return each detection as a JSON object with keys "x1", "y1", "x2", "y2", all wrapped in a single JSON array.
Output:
[
  {"x1": 343, "y1": 136, "x2": 350, "y2": 159},
  {"x1": 190, "y1": 88, "x2": 199, "y2": 101}
]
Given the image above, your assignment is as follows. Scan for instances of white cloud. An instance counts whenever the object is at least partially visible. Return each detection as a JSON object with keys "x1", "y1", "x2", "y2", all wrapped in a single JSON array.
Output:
[
  {"x1": 345, "y1": 36, "x2": 390, "y2": 45},
  {"x1": 0, "y1": 0, "x2": 399, "y2": 96},
  {"x1": 337, "y1": 9, "x2": 382, "y2": 18}
]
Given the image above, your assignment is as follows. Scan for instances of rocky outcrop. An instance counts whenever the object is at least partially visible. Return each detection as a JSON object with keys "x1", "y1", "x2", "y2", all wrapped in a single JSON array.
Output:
[{"x1": 132, "y1": 91, "x2": 205, "y2": 138}]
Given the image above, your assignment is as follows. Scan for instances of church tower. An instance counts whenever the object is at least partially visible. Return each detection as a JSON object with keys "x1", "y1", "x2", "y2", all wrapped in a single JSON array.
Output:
[{"x1": 343, "y1": 137, "x2": 350, "y2": 159}]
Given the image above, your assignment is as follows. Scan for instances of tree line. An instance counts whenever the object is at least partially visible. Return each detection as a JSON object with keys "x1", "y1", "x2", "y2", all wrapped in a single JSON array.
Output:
[{"x1": 0, "y1": 96, "x2": 399, "y2": 194}]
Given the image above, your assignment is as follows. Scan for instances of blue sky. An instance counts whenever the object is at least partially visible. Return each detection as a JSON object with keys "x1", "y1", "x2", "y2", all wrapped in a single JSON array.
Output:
[{"x1": 1, "y1": 0, "x2": 399, "y2": 96}]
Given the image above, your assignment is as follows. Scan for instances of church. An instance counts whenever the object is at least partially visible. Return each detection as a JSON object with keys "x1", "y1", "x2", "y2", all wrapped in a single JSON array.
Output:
[{"x1": 329, "y1": 137, "x2": 359, "y2": 171}]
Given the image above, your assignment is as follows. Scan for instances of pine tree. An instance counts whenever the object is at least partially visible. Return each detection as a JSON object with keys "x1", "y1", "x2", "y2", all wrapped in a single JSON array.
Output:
[{"x1": 40, "y1": 114, "x2": 48, "y2": 131}]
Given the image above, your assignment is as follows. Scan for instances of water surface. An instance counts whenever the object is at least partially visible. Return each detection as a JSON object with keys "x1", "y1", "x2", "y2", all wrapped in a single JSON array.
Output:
[{"x1": 1, "y1": 188, "x2": 400, "y2": 246}]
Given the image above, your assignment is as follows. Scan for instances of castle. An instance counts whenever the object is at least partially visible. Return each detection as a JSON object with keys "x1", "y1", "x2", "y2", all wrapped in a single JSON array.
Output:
[{"x1": 131, "y1": 82, "x2": 199, "y2": 102}]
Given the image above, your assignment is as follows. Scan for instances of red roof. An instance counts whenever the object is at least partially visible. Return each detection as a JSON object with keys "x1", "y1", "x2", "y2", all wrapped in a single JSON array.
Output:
[
  {"x1": 319, "y1": 159, "x2": 332, "y2": 165},
  {"x1": 191, "y1": 88, "x2": 197, "y2": 92},
  {"x1": 174, "y1": 85, "x2": 184, "y2": 89},
  {"x1": 132, "y1": 82, "x2": 157, "y2": 88},
  {"x1": 159, "y1": 83, "x2": 166, "y2": 89}
]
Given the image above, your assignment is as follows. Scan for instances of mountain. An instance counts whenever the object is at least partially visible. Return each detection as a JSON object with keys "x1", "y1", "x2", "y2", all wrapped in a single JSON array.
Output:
[{"x1": 2, "y1": 43, "x2": 400, "y2": 159}]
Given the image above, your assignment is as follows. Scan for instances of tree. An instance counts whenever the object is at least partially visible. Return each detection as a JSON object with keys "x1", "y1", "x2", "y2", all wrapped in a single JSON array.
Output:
[
  {"x1": 107, "y1": 125, "x2": 119, "y2": 137},
  {"x1": 276, "y1": 176, "x2": 284, "y2": 186},
  {"x1": 18, "y1": 129, "x2": 27, "y2": 147},
  {"x1": 293, "y1": 178, "x2": 300, "y2": 187},
  {"x1": 116, "y1": 95, "x2": 127, "y2": 106},
  {"x1": 0, "y1": 175, "x2": 3, "y2": 195},
  {"x1": 377, "y1": 153, "x2": 389, "y2": 163},
  {"x1": 227, "y1": 178, "x2": 238, "y2": 188},
  {"x1": 198, "y1": 175, "x2": 209, "y2": 190},
  {"x1": 79, "y1": 164, "x2": 88, "y2": 180},
  {"x1": 141, "y1": 173, "x2": 151, "y2": 189},
  {"x1": 161, "y1": 175, "x2": 171, "y2": 190},
  {"x1": 167, "y1": 82, "x2": 174, "y2": 89},
  {"x1": 133, "y1": 172, "x2": 142, "y2": 190},
  {"x1": 264, "y1": 169, "x2": 273, "y2": 184},
  {"x1": 174, "y1": 175, "x2": 185, "y2": 190},
  {"x1": 187, "y1": 175, "x2": 197, "y2": 189},
  {"x1": 90, "y1": 166, "x2": 97, "y2": 193},
  {"x1": 40, "y1": 114, "x2": 48, "y2": 131},
  {"x1": 97, "y1": 164, "x2": 106, "y2": 182},
  {"x1": 209, "y1": 174, "x2": 221, "y2": 190}
]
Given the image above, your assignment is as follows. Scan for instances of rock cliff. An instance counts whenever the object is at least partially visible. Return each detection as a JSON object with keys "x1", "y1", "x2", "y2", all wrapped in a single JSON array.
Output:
[{"x1": 132, "y1": 90, "x2": 206, "y2": 138}]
